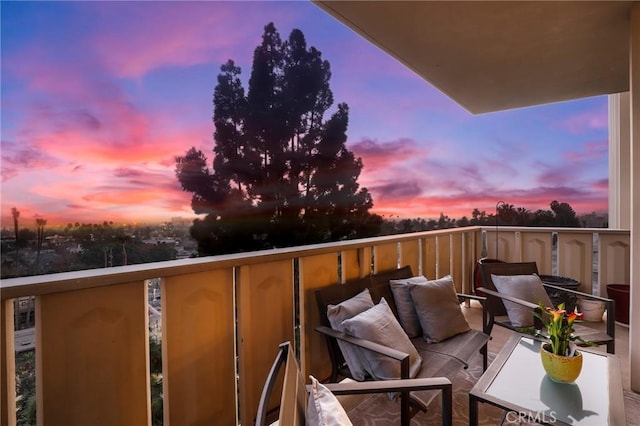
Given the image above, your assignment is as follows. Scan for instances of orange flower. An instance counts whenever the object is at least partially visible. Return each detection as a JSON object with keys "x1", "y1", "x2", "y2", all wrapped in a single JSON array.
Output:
[
  {"x1": 567, "y1": 311, "x2": 583, "y2": 326},
  {"x1": 547, "y1": 307, "x2": 566, "y2": 323},
  {"x1": 528, "y1": 302, "x2": 595, "y2": 356}
]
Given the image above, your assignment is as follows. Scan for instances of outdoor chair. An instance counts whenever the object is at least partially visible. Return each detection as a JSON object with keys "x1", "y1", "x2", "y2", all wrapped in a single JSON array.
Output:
[
  {"x1": 255, "y1": 341, "x2": 453, "y2": 426},
  {"x1": 472, "y1": 257, "x2": 505, "y2": 296},
  {"x1": 477, "y1": 261, "x2": 615, "y2": 353}
]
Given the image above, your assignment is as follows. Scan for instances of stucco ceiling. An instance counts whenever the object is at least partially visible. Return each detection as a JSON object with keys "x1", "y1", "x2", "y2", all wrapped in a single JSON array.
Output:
[{"x1": 314, "y1": 1, "x2": 633, "y2": 114}]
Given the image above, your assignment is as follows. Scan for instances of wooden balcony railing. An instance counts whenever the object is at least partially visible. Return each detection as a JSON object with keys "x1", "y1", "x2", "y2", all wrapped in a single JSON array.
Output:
[{"x1": 0, "y1": 226, "x2": 629, "y2": 426}]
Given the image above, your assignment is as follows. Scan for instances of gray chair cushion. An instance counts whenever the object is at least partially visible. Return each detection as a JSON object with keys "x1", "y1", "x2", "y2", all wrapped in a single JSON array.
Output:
[
  {"x1": 327, "y1": 288, "x2": 374, "y2": 380},
  {"x1": 409, "y1": 275, "x2": 471, "y2": 343},
  {"x1": 389, "y1": 276, "x2": 425, "y2": 337},
  {"x1": 491, "y1": 273, "x2": 553, "y2": 327},
  {"x1": 342, "y1": 298, "x2": 422, "y2": 380}
]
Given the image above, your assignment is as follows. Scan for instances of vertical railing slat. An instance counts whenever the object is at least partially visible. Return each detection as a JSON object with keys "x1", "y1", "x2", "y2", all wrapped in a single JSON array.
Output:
[
  {"x1": 422, "y1": 235, "x2": 437, "y2": 278},
  {"x1": 557, "y1": 232, "x2": 593, "y2": 293},
  {"x1": 486, "y1": 229, "x2": 515, "y2": 261},
  {"x1": 598, "y1": 232, "x2": 631, "y2": 296},
  {"x1": 436, "y1": 234, "x2": 451, "y2": 279},
  {"x1": 399, "y1": 239, "x2": 420, "y2": 274},
  {"x1": 299, "y1": 253, "x2": 340, "y2": 381},
  {"x1": 342, "y1": 247, "x2": 372, "y2": 281},
  {"x1": 465, "y1": 231, "x2": 473, "y2": 293},
  {"x1": 450, "y1": 233, "x2": 462, "y2": 292},
  {"x1": 1, "y1": 300, "x2": 16, "y2": 426},
  {"x1": 373, "y1": 243, "x2": 398, "y2": 272},
  {"x1": 162, "y1": 269, "x2": 236, "y2": 425},
  {"x1": 237, "y1": 260, "x2": 294, "y2": 426},
  {"x1": 36, "y1": 282, "x2": 149, "y2": 426},
  {"x1": 519, "y1": 231, "x2": 553, "y2": 273}
]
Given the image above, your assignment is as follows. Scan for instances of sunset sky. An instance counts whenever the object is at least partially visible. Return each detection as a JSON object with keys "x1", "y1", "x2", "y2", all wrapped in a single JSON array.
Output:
[{"x1": 1, "y1": 1, "x2": 609, "y2": 228}]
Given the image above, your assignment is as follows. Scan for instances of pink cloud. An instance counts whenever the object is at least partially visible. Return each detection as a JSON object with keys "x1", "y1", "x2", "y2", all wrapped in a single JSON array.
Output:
[
  {"x1": 360, "y1": 143, "x2": 606, "y2": 220},
  {"x1": 535, "y1": 162, "x2": 577, "y2": 187},
  {"x1": 560, "y1": 108, "x2": 608, "y2": 134},
  {"x1": 1, "y1": 141, "x2": 60, "y2": 182},
  {"x1": 562, "y1": 140, "x2": 607, "y2": 163},
  {"x1": 5, "y1": 40, "x2": 108, "y2": 102},
  {"x1": 87, "y1": 2, "x2": 289, "y2": 79},
  {"x1": 9, "y1": 88, "x2": 212, "y2": 171},
  {"x1": 2, "y1": 3, "x2": 303, "y2": 111},
  {"x1": 591, "y1": 178, "x2": 608, "y2": 191},
  {"x1": 370, "y1": 182, "x2": 606, "y2": 220},
  {"x1": 3, "y1": 163, "x2": 194, "y2": 226},
  {"x1": 350, "y1": 137, "x2": 423, "y2": 169}
]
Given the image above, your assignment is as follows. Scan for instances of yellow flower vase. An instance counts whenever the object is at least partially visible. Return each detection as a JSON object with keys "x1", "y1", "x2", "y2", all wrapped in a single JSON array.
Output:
[{"x1": 540, "y1": 343, "x2": 583, "y2": 383}]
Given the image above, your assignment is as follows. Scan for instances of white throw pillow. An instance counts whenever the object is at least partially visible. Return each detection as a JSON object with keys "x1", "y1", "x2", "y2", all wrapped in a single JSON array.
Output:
[
  {"x1": 306, "y1": 375, "x2": 353, "y2": 426},
  {"x1": 491, "y1": 273, "x2": 554, "y2": 327}
]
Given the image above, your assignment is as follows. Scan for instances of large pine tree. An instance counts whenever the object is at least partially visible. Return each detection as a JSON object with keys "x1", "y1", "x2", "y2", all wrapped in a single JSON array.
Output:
[{"x1": 176, "y1": 23, "x2": 381, "y2": 255}]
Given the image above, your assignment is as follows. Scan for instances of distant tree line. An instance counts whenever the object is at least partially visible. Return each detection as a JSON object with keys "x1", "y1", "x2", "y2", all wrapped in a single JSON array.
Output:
[
  {"x1": 379, "y1": 200, "x2": 592, "y2": 235},
  {"x1": 2, "y1": 199, "x2": 597, "y2": 278}
]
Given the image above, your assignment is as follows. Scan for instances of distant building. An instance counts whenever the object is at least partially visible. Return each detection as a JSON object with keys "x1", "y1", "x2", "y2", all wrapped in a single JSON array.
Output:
[
  {"x1": 14, "y1": 297, "x2": 35, "y2": 330},
  {"x1": 170, "y1": 217, "x2": 193, "y2": 227}
]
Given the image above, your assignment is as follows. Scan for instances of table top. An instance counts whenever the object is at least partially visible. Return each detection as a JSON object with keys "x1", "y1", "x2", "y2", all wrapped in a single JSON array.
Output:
[{"x1": 470, "y1": 334, "x2": 626, "y2": 425}]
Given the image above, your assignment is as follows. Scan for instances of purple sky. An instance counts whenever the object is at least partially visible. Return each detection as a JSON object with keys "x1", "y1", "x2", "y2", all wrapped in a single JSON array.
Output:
[{"x1": 1, "y1": 1, "x2": 609, "y2": 227}]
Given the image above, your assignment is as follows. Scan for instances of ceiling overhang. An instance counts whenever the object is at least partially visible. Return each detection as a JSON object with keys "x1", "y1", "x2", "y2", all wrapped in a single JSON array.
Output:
[{"x1": 314, "y1": 1, "x2": 632, "y2": 114}]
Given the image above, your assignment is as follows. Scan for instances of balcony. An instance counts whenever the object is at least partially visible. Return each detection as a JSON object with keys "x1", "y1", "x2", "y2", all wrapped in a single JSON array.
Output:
[
  {"x1": 0, "y1": 226, "x2": 632, "y2": 425},
  {"x1": 311, "y1": 0, "x2": 640, "y2": 400}
]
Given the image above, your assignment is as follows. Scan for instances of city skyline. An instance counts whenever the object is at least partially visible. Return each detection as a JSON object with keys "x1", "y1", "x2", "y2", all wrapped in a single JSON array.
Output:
[{"x1": 1, "y1": 1, "x2": 609, "y2": 227}]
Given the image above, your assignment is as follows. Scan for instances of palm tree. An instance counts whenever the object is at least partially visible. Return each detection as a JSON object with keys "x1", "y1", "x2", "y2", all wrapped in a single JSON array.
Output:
[
  {"x1": 11, "y1": 207, "x2": 20, "y2": 275},
  {"x1": 115, "y1": 234, "x2": 131, "y2": 266},
  {"x1": 36, "y1": 218, "x2": 47, "y2": 266}
]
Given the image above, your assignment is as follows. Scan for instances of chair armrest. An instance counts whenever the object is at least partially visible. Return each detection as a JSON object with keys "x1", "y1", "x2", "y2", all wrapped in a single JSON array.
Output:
[
  {"x1": 540, "y1": 283, "x2": 613, "y2": 303},
  {"x1": 540, "y1": 284, "x2": 616, "y2": 352},
  {"x1": 315, "y1": 326, "x2": 410, "y2": 363},
  {"x1": 322, "y1": 377, "x2": 451, "y2": 395},
  {"x1": 478, "y1": 286, "x2": 615, "y2": 353},
  {"x1": 315, "y1": 325, "x2": 411, "y2": 378},
  {"x1": 320, "y1": 378, "x2": 453, "y2": 426},
  {"x1": 315, "y1": 325, "x2": 426, "y2": 424},
  {"x1": 457, "y1": 293, "x2": 486, "y2": 302},
  {"x1": 475, "y1": 287, "x2": 539, "y2": 310}
]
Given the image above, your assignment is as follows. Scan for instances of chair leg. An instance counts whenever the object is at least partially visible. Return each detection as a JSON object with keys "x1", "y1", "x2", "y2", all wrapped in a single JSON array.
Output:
[
  {"x1": 480, "y1": 345, "x2": 488, "y2": 371},
  {"x1": 442, "y1": 384, "x2": 453, "y2": 426},
  {"x1": 400, "y1": 391, "x2": 410, "y2": 426},
  {"x1": 607, "y1": 340, "x2": 615, "y2": 354},
  {"x1": 605, "y1": 300, "x2": 615, "y2": 354},
  {"x1": 482, "y1": 303, "x2": 494, "y2": 335}
]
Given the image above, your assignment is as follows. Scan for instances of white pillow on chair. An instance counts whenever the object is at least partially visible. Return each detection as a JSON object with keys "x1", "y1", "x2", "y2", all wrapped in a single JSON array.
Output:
[{"x1": 306, "y1": 375, "x2": 353, "y2": 426}]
